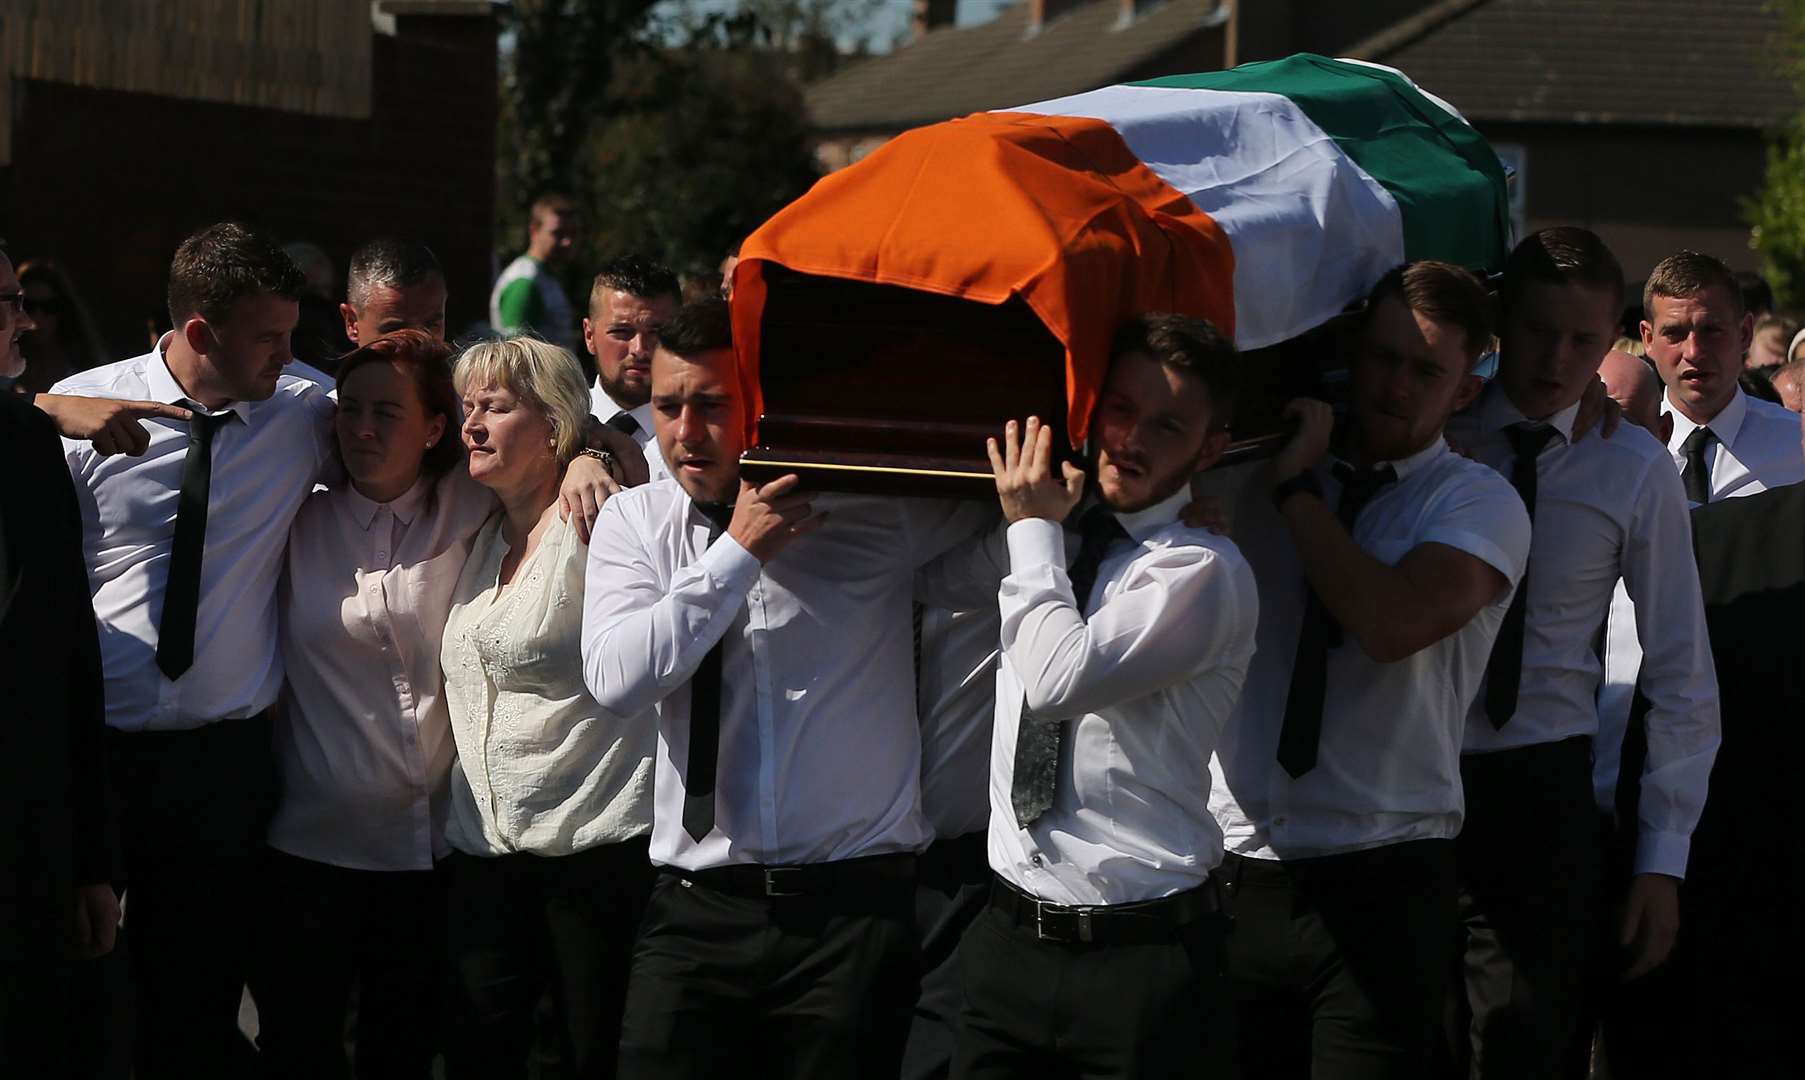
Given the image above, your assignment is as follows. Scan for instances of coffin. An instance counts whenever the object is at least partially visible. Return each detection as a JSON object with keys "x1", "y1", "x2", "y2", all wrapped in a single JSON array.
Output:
[{"x1": 733, "y1": 54, "x2": 1511, "y2": 496}]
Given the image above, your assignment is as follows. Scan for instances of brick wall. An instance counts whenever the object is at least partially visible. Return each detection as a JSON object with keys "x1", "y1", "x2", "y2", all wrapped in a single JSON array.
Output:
[{"x1": 0, "y1": 13, "x2": 498, "y2": 359}]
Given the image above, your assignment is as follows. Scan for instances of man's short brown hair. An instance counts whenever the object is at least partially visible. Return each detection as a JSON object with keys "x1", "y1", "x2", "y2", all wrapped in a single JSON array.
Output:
[
  {"x1": 166, "y1": 221, "x2": 305, "y2": 328},
  {"x1": 1109, "y1": 312, "x2": 1241, "y2": 429},
  {"x1": 1501, "y1": 227, "x2": 1624, "y2": 314},
  {"x1": 1363, "y1": 260, "x2": 1494, "y2": 368},
  {"x1": 529, "y1": 193, "x2": 577, "y2": 228},
  {"x1": 1643, "y1": 251, "x2": 1743, "y2": 320}
]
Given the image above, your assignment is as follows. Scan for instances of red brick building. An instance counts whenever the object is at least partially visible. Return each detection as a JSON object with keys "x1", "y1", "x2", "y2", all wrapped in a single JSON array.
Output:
[{"x1": 0, "y1": 0, "x2": 500, "y2": 357}]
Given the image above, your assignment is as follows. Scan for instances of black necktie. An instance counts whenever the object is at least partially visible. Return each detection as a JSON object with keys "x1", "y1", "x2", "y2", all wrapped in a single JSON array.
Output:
[
  {"x1": 156, "y1": 410, "x2": 233, "y2": 680},
  {"x1": 682, "y1": 501, "x2": 736, "y2": 843},
  {"x1": 605, "y1": 411, "x2": 641, "y2": 438},
  {"x1": 1679, "y1": 426, "x2": 1713, "y2": 505},
  {"x1": 1484, "y1": 422, "x2": 1558, "y2": 728},
  {"x1": 1276, "y1": 462, "x2": 1397, "y2": 778},
  {"x1": 1010, "y1": 504, "x2": 1129, "y2": 826}
]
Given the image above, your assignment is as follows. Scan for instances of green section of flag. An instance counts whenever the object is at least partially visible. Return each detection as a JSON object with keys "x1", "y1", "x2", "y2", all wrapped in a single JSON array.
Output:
[{"x1": 1134, "y1": 54, "x2": 1510, "y2": 273}]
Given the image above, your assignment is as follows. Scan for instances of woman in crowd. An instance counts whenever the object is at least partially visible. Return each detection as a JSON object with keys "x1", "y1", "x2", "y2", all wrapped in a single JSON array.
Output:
[
  {"x1": 439, "y1": 335, "x2": 658, "y2": 1080},
  {"x1": 16, "y1": 258, "x2": 107, "y2": 394},
  {"x1": 259, "y1": 330, "x2": 620, "y2": 1079}
]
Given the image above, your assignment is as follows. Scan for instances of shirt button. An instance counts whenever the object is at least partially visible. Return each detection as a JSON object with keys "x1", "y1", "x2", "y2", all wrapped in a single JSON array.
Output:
[{"x1": 1030, "y1": 853, "x2": 1043, "y2": 867}]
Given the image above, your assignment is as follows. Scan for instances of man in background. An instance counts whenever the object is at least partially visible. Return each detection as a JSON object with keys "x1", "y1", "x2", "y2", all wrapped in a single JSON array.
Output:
[
  {"x1": 491, "y1": 193, "x2": 581, "y2": 352},
  {"x1": 342, "y1": 238, "x2": 449, "y2": 347}
]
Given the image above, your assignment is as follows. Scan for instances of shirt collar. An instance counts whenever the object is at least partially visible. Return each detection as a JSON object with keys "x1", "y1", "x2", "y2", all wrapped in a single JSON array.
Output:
[
  {"x1": 1663, "y1": 384, "x2": 1747, "y2": 452},
  {"x1": 1334, "y1": 431, "x2": 1449, "y2": 483},
  {"x1": 1109, "y1": 486, "x2": 1190, "y2": 543},
  {"x1": 1478, "y1": 381, "x2": 1578, "y2": 443},
  {"x1": 144, "y1": 332, "x2": 254, "y2": 424},
  {"x1": 345, "y1": 475, "x2": 430, "y2": 531},
  {"x1": 591, "y1": 384, "x2": 655, "y2": 433}
]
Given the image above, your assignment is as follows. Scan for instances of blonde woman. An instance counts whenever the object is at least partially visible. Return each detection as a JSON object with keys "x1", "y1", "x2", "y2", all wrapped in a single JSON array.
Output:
[{"x1": 440, "y1": 336, "x2": 655, "y2": 1079}]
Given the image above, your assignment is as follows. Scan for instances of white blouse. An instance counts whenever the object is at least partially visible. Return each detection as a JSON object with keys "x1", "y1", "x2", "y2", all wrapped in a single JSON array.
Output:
[
  {"x1": 442, "y1": 511, "x2": 654, "y2": 857},
  {"x1": 270, "y1": 469, "x2": 494, "y2": 871}
]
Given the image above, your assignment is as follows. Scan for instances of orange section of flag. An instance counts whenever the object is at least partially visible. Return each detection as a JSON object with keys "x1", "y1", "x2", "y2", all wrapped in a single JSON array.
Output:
[{"x1": 732, "y1": 110, "x2": 1236, "y2": 445}]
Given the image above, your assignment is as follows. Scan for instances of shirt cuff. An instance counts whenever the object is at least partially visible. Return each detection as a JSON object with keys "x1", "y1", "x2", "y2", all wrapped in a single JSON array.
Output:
[
  {"x1": 699, "y1": 532, "x2": 763, "y2": 593},
  {"x1": 1633, "y1": 830, "x2": 1691, "y2": 879},
  {"x1": 1005, "y1": 517, "x2": 1068, "y2": 575}
]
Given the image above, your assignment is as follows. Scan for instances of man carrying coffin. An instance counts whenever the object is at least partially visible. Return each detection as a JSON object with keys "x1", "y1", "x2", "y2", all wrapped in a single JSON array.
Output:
[
  {"x1": 938, "y1": 314, "x2": 1257, "y2": 1079},
  {"x1": 1210, "y1": 261, "x2": 1532, "y2": 1079},
  {"x1": 580, "y1": 299, "x2": 990, "y2": 1078}
]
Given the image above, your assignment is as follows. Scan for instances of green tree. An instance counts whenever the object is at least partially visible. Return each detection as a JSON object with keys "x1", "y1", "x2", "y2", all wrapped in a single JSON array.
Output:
[
  {"x1": 1747, "y1": 0, "x2": 1805, "y2": 306},
  {"x1": 586, "y1": 43, "x2": 823, "y2": 276}
]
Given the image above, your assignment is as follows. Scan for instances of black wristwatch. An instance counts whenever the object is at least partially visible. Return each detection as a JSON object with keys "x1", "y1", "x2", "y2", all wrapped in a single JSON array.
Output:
[{"x1": 1270, "y1": 470, "x2": 1322, "y2": 510}]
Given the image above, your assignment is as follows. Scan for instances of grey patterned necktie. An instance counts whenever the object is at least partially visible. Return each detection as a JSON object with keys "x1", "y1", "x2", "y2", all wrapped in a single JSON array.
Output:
[{"x1": 1010, "y1": 504, "x2": 1127, "y2": 827}]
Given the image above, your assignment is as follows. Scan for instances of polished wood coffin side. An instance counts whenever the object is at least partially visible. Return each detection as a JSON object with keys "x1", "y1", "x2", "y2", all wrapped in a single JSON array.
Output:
[
  {"x1": 739, "y1": 268, "x2": 1353, "y2": 497},
  {"x1": 739, "y1": 268, "x2": 1073, "y2": 496}
]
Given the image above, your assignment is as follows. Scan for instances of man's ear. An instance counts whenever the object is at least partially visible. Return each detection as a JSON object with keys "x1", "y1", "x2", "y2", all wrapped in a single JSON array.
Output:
[
  {"x1": 582, "y1": 317, "x2": 596, "y2": 357},
  {"x1": 182, "y1": 316, "x2": 213, "y2": 356},
  {"x1": 1452, "y1": 371, "x2": 1484, "y2": 413},
  {"x1": 1738, "y1": 310, "x2": 1756, "y2": 356},
  {"x1": 339, "y1": 303, "x2": 359, "y2": 345},
  {"x1": 1191, "y1": 427, "x2": 1233, "y2": 475}
]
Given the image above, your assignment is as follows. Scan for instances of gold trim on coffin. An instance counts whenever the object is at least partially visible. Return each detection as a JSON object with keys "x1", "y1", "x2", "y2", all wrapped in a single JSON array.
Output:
[{"x1": 740, "y1": 458, "x2": 990, "y2": 479}]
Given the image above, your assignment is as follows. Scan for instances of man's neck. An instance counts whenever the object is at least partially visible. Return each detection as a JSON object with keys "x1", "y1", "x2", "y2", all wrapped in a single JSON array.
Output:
[
  {"x1": 1498, "y1": 381, "x2": 1576, "y2": 424},
  {"x1": 162, "y1": 336, "x2": 234, "y2": 411},
  {"x1": 1666, "y1": 386, "x2": 1730, "y2": 429}
]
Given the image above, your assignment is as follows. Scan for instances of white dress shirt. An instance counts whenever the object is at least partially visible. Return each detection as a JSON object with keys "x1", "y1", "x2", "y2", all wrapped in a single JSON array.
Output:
[
  {"x1": 915, "y1": 605, "x2": 1002, "y2": 841},
  {"x1": 1210, "y1": 439, "x2": 1531, "y2": 861},
  {"x1": 54, "y1": 337, "x2": 334, "y2": 732},
  {"x1": 1662, "y1": 387, "x2": 1805, "y2": 504},
  {"x1": 1596, "y1": 387, "x2": 1803, "y2": 811},
  {"x1": 443, "y1": 513, "x2": 654, "y2": 856},
  {"x1": 1449, "y1": 387, "x2": 1720, "y2": 878},
  {"x1": 984, "y1": 490, "x2": 1260, "y2": 906},
  {"x1": 270, "y1": 469, "x2": 496, "y2": 871},
  {"x1": 582, "y1": 480, "x2": 988, "y2": 872},
  {"x1": 589, "y1": 383, "x2": 669, "y2": 482}
]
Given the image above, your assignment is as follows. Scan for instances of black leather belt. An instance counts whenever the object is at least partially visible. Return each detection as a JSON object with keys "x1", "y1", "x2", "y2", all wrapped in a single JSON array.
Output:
[
  {"x1": 988, "y1": 873, "x2": 1222, "y2": 945},
  {"x1": 668, "y1": 852, "x2": 915, "y2": 899}
]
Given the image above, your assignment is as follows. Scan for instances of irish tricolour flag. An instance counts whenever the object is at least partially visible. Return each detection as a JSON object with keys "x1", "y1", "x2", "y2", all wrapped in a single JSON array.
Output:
[{"x1": 736, "y1": 53, "x2": 1509, "y2": 441}]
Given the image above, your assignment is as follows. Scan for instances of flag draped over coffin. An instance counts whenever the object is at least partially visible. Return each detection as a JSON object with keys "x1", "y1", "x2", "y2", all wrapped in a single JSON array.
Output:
[{"x1": 734, "y1": 53, "x2": 1510, "y2": 443}]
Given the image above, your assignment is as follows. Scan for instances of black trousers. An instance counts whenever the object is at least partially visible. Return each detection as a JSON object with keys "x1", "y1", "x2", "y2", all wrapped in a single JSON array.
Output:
[
  {"x1": 1446, "y1": 737, "x2": 1602, "y2": 1080},
  {"x1": 950, "y1": 887, "x2": 1231, "y2": 1080},
  {"x1": 252, "y1": 848, "x2": 445, "y2": 1080},
  {"x1": 903, "y1": 831, "x2": 992, "y2": 1080},
  {"x1": 441, "y1": 836, "x2": 656, "y2": 1080},
  {"x1": 1222, "y1": 838, "x2": 1457, "y2": 1080},
  {"x1": 616, "y1": 858, "x2": 920, "y2": 1079},
  {"x1": 109, "y1": 715, "x2": 276, "y2": 1080}
]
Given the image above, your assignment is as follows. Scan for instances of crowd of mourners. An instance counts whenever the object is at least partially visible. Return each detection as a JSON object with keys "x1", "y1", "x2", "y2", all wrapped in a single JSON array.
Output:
[{"x1": 1, "y1": 193, "x2": 1800, "y2": 1080}]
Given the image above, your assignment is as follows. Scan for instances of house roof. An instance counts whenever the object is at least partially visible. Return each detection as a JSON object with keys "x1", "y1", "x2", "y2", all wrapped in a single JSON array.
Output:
[
  {"x1": 1348, "y1": 0, "x2": 1797, "y2": 129},
  {"x1": 806, "y1": 0, "x2": 1228, "y2": 134}
]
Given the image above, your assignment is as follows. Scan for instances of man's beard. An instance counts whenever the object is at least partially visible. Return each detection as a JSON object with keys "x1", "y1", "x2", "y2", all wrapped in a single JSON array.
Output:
[{"x1": 596, "y1": 363, "x2": 650, "y2": 409}]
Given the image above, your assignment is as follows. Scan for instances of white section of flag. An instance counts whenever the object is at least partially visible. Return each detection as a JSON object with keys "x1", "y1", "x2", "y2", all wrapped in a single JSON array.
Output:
[{"x1": 1009, "y1": 84, "x2": 1407, "y2": 350}]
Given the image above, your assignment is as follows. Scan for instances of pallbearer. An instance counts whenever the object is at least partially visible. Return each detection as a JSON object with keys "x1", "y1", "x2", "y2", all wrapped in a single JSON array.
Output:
[
  {"x1": 938, "y1": 315, "x2": 1255, "y2": 1079},
  {"x1": 581, "y1": 299, "x2": 988, "y2": 1078},
  {"x1": 1210, "y1": 262, "x2": 1531, "y2": 1079}
]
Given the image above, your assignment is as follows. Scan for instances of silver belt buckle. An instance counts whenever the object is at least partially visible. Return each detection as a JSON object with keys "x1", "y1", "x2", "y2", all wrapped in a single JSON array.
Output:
[
  {"x1": 763, "y1": 867, "x2": 806, "y2": 898},
  {"x1": 1034, "y1": 900, "x2": 1093, "y2": 943}
]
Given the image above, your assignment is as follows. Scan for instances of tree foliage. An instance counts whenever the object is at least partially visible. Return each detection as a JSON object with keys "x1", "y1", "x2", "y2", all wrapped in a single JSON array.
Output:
[
  {"x1": 497, "y1": 1, "x2": 863, "y2": 287},
  {"x1": 1746, "y1": 0, "x2": 1805, "y2": 307}
]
